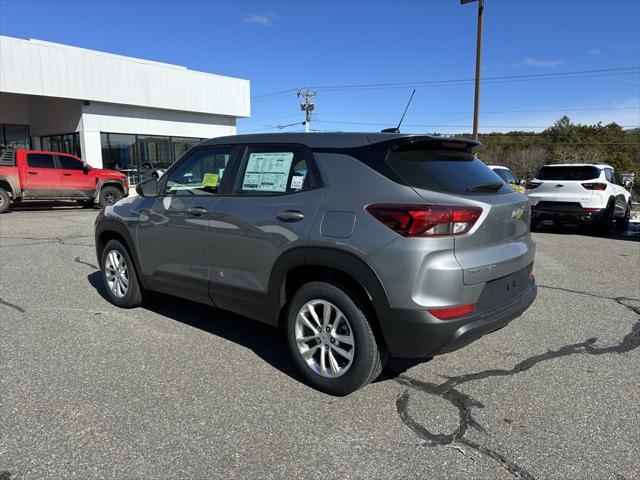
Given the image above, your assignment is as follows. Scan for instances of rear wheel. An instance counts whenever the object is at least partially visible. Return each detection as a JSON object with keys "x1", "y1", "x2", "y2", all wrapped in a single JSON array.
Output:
[
  {"x1": 101, "y1": 239, "x2": 143, "y2": 308},
  {"x1": 615, "y1": 202, "x2": 631, "y2": 230},
  {"x1": 595, "y1": 202, "x2": 614, "y2": 233},
  {"x1": 99, "y1": 186, "x2": 123, "y2": 208},
  {"x1": 0, "y1": 187, "x2": 10, "y2": 214},
  {"x1": 285, "y1": 281, "x2": 386, "y2": 396}
]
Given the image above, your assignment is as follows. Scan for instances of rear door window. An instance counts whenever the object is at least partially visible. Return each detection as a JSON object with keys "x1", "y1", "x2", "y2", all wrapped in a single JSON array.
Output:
[
  {"x1": 494, "y1": 168, "x2": 517, "y2": 184},
  {"x1": 237, "y1": 145, "x2": 319, "y2": 194},
  {"x1": 27, "y1": 153, "x2": 56, "y2": 169},
  {"x1": 386, "y1": 144, "x2": 510, "y2": 194},
  {"x1": 536, "y1": 166, "x2": 600, "y2": 181}
]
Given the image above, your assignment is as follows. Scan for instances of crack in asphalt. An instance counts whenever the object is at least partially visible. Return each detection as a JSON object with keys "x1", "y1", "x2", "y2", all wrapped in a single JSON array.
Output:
[
  {"x1": 74, "y1": 256, "x2": 98, "y2": 270},
  {"x1": 393, "y1": 285, "x2": 640, "y2": 480},
  {"x1": 0, "y1": 235, "x2": 94, "y2": 249},
  {"x1": 0, "y1": 296, "x2": 25, "y2": 313}
]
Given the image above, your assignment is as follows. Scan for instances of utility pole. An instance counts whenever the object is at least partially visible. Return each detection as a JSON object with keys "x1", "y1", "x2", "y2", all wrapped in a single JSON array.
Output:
[
  {"x1": 298, "y1": 89, "x2": 316, "y2": 133},
  {"x1": 461, "y1": 0, "x2": 484, "y2": 140}
]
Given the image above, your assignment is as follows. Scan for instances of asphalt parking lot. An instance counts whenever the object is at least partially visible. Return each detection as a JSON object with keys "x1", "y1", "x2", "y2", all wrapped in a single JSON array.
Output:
[{"x1": 1, "y1": 203, "x2": 639, "y2": 480}]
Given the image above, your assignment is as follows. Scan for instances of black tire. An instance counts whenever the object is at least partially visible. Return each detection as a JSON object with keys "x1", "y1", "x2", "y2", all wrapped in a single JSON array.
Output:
[
  {"x1": 595, "y1": 202, "x2": 614, "y2": 233},
  {"x1": 285, "y1": 281, "x2": 387, "y2": 396},
  {"x1": 0, "y1": 187, "x2": 10, "y2": 214},
  {"x1": 99, "y1": 186, "x2": 123, "y2": 208},
  {"x1": 77, "y1": 199, "x2": 95, "y2": 208},
  {"x1": 100, "y1": 239, "x2": 143, "y2": 308},
  {"x1": 615, "y1": 202, "x2": 631, "y2": 230}
]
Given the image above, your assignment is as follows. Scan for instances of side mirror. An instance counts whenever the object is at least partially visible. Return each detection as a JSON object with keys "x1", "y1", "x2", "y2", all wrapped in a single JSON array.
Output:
[
  {"x1": 519, "y1": 179, "x2": 526, "y2": 186},
  {"x1": 136, "y1": 178, "x2": 159, "y2": 197},
  {"x1": 623, "y1": 180, "x2": 632, "y2": 188}
]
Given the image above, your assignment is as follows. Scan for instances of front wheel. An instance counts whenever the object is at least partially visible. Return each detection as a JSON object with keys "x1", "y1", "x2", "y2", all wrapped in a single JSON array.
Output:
[
  {"x1": 99, "y1": 186, "x2": 123, "y2": 208},
  {"x1": 285, "y1": 281, "x2": 386, "y2": 396},
  {"x1": 101, "y1": 239, "x2": 143, "y2": 308},
  {"x1": 0, "y1": 187, "x2": 10, "y2": 214}
]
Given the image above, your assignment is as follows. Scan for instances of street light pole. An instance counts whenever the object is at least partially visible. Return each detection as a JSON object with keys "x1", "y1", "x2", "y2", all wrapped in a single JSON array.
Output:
[{"x1": 462, "y1": 0, "x2": 484, "y2": 140}]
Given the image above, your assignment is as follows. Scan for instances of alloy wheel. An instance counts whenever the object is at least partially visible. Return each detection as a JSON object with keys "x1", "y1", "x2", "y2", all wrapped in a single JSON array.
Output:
[
  {"x1": 104, "y1": 250, "x2": 129, "y2": 297},
  {"x1": 295, "y1": 299, "x2": 355, "y2": 378}
]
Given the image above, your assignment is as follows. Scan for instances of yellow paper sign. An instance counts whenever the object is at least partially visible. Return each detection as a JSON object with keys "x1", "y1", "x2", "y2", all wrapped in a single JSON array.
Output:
[{"x1": 203, "y1": 173, "x2": 219, "y2": 187}]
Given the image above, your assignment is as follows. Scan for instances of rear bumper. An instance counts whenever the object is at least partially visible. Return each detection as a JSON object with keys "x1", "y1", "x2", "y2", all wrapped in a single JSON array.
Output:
[
  {"x1": 379, "y1": 266, "x2": 537, "y2": 358},
  {"x1": 532, "y1": 202, "x2": 605, "y2": 222}
]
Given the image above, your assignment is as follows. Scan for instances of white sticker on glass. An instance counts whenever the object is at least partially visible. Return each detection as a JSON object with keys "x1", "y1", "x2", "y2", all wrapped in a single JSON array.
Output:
[
  {"x1": 290, "y1": 176, "x2": 304, "y2": 190},
  {"x1": 242, "y1": 152, "x2": 294, "y2": 192}
]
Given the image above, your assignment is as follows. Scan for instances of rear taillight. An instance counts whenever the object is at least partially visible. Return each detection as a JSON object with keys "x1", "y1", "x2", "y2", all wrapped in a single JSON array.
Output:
[
  {"x1": 366, "y1": 204, "x2": 482, "y2": 237},
  {"x1": 525, "y1": 181, "x2": 542, "y2": 190},
  {"x1": 428, "y1": 304, "x2": 474, "y2": 320},
  {"x1": 581, "y1": 182, "x2": 607, "y2": 191}
]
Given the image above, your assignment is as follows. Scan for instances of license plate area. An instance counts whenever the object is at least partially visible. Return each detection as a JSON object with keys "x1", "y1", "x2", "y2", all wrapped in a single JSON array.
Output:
[{"x1": 475, "y1": 264, "x2": 532, "y2": 312}]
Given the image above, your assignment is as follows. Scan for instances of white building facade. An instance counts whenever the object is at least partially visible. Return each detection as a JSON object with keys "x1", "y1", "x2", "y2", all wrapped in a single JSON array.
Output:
[{"x1": 0, "y1": 36, "x2": 250, "y2": 183}]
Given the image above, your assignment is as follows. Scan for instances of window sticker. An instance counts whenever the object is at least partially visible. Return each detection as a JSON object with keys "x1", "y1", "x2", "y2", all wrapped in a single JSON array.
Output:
[
  {"x1": 290, "y1": 175, "x2": 304, "y2": 190},
  {"x1": 203, "y1": 173, "x2": 219, "y2": 188},
  {"x1": 242, "y1": 152, "x2": 294, "y2": 192}
]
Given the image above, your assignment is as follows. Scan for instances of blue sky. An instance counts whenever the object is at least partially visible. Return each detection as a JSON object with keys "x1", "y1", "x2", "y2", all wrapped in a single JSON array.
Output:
[{"x1": 1, "y1": 0, "x2": 638, "y2": 135}]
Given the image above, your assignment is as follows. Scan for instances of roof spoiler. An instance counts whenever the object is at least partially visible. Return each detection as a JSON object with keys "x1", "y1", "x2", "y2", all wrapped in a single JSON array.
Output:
[{"x1": 373, "y1": 136, "x2": 483, "y2": 154}]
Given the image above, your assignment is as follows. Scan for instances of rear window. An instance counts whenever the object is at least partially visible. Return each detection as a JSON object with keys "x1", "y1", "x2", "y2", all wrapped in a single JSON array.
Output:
[
  {"x1": 386, "y1": 145, "x2": 510, "y2": 195},
  {"x1": 536, "y1": 166, "x2": 600, "y2": 181}
]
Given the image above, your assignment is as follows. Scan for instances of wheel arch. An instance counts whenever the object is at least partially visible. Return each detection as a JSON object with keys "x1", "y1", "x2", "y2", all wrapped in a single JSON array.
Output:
[
  {"x1": 97, "y1": 180, "x2": 127, "y2": 196},
  {"x1": 95, "y1": 219, "x2": 149, "y2": 290},
  {"x1": 269, "y1": 247, "x2": 392, "y2": 345}
]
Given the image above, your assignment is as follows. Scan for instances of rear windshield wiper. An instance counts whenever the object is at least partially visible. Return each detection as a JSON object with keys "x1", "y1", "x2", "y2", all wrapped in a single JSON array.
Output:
[{"x1": 467, "y1": 182, "x2": 503, "y2": 192}]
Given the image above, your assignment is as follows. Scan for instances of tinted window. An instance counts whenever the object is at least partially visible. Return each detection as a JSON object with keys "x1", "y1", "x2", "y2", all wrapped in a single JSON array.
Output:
[
  {"x1": 165, "y1": 147, "x2": 234, "y2": 196},
  {"x1": 494, "y1": 168, "x2": 517, "y2": 184},
  {"x1": 385, "y1": 146, "x2": 510, "y2": 194},
  {"x1": 58, "y1": 155, "x2": 84, "y2": 170},
  {"x1": 27, "y1": 154, "x2": 55, "y2": 169},
  {"x1": 238, "y1": 146, "x2": 317, "y2": 194},
  {"x1": 536, "y1": 166, "x2": 599, "y2": 181}
]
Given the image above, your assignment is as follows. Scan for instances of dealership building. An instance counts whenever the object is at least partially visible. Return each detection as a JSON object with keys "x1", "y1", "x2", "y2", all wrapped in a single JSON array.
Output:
[{"x1": 0, "y1": 35, "x2": 250, "y2": 183}]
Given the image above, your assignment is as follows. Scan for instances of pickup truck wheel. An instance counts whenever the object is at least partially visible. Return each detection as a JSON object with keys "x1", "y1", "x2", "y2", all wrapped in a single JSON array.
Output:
[
  {"x1": 0, "y1": 187, "x2": 10, "y2": 214},
  {"x1": 101, "y1": 239, "x2": 143, "y2": 308},
  {"x1": 99, "y1": 186, "x2": 123, "y2": 208},
  {"x1": 285, "y1": 281, "x2": 386, "y2": 396}
]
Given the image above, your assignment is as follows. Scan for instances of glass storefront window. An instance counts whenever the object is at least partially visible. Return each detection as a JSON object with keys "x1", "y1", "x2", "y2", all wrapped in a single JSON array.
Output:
[
  {"x1": 100, "y1": 132, "x2": 204, "y2": 184},
  {"x1": 172, "y1": 136, "x2": 201, "y2": 161},
  {"x1": 40, "y1": 132, "x2": 81, "y2": 157},
  {"x1": 1, "y1": 124, "x2": 32, "y2": 150}
]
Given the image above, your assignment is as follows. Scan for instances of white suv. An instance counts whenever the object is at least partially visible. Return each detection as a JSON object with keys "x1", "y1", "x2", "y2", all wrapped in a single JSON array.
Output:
[{"x1": 526, "y1": 163, "x2": 632, "y2": 231}]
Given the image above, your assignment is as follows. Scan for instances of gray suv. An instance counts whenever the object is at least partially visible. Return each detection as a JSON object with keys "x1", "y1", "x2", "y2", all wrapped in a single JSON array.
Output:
[{"x1": 95, "y1": 133, "x2": 537, "y2": 395}]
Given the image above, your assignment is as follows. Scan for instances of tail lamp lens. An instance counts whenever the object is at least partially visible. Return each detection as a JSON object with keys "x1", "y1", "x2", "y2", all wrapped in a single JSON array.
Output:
[
  {"x1": 581, "y1": 183, "x2": 607, "y2": 191},
  {"x1": 428, "y1": 304, "x2": 475, "y2": 320},
  {"x1": 366, "y1": 204, "x2": 482, "y2": 237},
  {"x1": 525, "y1": 181, "x2": 542, "y2": 190}
]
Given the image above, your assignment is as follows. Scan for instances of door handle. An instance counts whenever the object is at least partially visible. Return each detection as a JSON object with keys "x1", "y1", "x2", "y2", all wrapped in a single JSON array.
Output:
[
  {"x1": 555, "y1": 184, "x2": 564, "y2": 188},
  {"x1": 277, "y1": 210, "x2": 305, "y2": 222},
  {"x1": 63, "y1": 173, "x2": 72, "y2": 176},
  {"x1": 27, "y1": 171, "x2": 37, "y2": 175},
  {"x1": 187, "y1": 207, "x2": 207, "y2": 216}
]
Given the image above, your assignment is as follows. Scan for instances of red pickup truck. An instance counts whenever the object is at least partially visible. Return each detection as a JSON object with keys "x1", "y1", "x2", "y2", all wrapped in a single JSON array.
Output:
[{"x1": 0, "y1": 149, "x2": 128, "y2": 213}]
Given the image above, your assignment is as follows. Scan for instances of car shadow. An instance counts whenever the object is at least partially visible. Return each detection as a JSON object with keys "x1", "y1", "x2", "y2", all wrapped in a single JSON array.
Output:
[
  {"x1": 87, "y1": 271, "x2": 427, "y2": 388},
  {"x1": 534, "y1": 220, "x2": 640, "y2": 242},
  {"x1": 10, "y1": 200, "x2": 99, "y2": 212}
]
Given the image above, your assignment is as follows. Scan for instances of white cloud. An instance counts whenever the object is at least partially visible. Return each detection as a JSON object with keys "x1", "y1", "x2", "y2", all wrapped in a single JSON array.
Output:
[
  {"x1": 244, "y1": 11, "x2": 279, "y2": 27},
  {"x1": 587, "y1": 48, "x2": 601, "y2": 56},
  {"x1": 514, "y1": 57, "x2": 564, "y2": 68}
]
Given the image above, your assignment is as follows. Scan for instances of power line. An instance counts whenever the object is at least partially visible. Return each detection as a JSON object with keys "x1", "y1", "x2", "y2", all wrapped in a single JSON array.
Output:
[
  {"x1": 250, "y1": 67, "x2": 640, "y2": 102},
  {"x1": 315, "y1": 119, "x2": 640, "y2": 129}
]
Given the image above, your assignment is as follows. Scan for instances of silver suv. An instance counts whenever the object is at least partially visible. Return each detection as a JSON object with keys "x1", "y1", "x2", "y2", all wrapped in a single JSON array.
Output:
[{"x1": 95, "y1": 133, "x2": 537, "y2": 395}]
